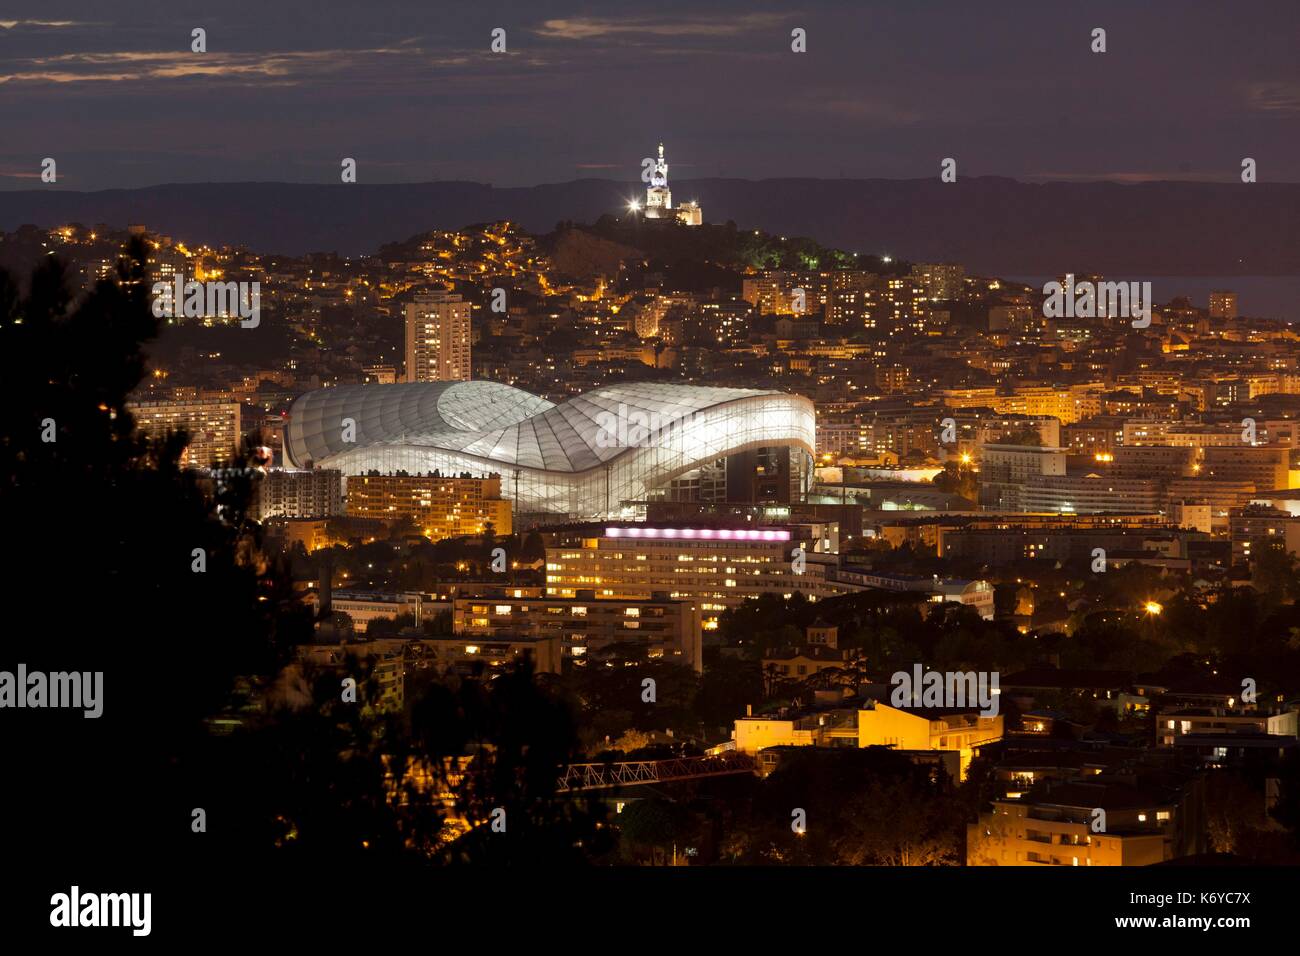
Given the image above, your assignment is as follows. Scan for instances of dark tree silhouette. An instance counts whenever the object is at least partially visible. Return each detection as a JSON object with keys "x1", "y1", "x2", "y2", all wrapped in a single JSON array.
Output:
[
  {"x1": 1, "y1": 240, "x2": 302, "y2": 875},
  {"x1": 1, "y1": 243, "x2": 603, "y2": 880}
]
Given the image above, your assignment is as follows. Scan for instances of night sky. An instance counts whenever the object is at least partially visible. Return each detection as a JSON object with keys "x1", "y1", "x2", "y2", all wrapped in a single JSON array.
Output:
[{"x1": 2, "y1": 0, "x2": 1298, "y2": 190}]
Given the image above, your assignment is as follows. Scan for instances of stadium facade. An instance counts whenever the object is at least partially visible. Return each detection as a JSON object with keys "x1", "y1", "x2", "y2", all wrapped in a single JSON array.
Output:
[{"x1": 284, "y1": 381, "x2": 814, "y2": 519}]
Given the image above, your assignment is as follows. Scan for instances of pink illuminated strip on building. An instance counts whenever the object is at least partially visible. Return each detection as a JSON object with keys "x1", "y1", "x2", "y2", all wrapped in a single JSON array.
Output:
[{"x1": 604, "y1": 527, "x2": 791, "y2": 542}]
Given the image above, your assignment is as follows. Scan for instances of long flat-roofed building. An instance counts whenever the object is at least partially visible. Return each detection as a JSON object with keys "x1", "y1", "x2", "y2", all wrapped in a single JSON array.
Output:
[
  {"x1": 1016, "y1": 475, "x2": 1165, "y2": 514},
  {"x1": 1202, "y1": 445, "x2": 1290, "y2": 489},
  {"x1": 454, "y1": 586, "x2": 703, "y2": 671},
  {"x1": 310, "y1": 589, "x2": 433, "y2": 633},
  {"x1": 346, "y1": 472, "x2": 513, "y2": 539},
  {"x1": 545, "y1": 523, "x2": 841, "y2": 634}
]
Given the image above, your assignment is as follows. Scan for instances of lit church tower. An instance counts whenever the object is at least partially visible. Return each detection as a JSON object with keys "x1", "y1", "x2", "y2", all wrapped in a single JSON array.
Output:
[
  {"x1": 644, "y1": 143, "x2": 672, "y2": 218},
  {"x1": 641, "y1": 142, "x2": 702, "y2": 226}
]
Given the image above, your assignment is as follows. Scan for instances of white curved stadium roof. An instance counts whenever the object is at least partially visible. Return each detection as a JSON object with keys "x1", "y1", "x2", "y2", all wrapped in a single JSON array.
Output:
[{"x1": 285, "y1": 381, "x2": 815, "y2": 517}]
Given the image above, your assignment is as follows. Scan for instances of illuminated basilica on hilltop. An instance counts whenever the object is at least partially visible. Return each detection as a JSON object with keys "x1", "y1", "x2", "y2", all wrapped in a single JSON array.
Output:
[{"x1": 641, "y1": 143, "x2": 702, "y2": 225}]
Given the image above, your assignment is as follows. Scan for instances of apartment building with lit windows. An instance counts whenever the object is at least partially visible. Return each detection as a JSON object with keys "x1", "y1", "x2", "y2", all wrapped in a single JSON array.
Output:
[
  {"x1": 944, "y1": 385, "x2": 1103, "y2": 425},
  {"x1": 816, "y1": 420, "x2": 875, "y2": 457},
  {"x1": 1230, "y1": 505, "x2": 1300, "y2": 561},
  {"x1": 1015, "y1": 475, "x2": 1165, "y2": 514},
  {"x1": 345, "y1": 472, "x2": 512, "y2": 539},
  {"x1": 453, "y1": 586, "x2": 702, "y2": 671},
  {"x1": 939, "y1": 521, "x2": 1182, "y2": 565},
  {"x1": 910, "y1": 262, "x2": 965, "y2": 300},
  {"x1": 255, "y1": 468, "x2": 344, "y2": 520},
  {"x1": 968, "y1": 777, "x2": 1205, "y2": 866},
  {"x1": 1123, "y1": 422, "x2": 1251, "y2": 447},
  {"x1": 741, "y1": 271, "x2": 807, "y2": 316},
  {"x1": 130, "y1": 398, "x2": 242, "y2": 466},
  {"x1": 404, "y1": 290, "x2": 472, "y2": 382},
  {"x1": 1061, "y1": 416, "x2": 1127, "y2": 456},
  {"x1": 1208, "y1": 290, "x2": 1238, "y2": 319},
  {"x1": 544, "y1": 524, "x2": 842, "y2": 634},
  {"x1": 1156, "y1": 706, "x2": 1299, "y2": 747}
]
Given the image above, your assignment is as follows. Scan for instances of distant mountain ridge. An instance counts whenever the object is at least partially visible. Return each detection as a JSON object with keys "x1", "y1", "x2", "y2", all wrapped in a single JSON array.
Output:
[{"x1": 1, "y1": 177, "x2": 1296, "y2": 275}]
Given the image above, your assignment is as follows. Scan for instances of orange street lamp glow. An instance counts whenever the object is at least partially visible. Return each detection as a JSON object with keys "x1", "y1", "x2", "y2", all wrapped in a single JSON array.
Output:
[{"x1": 1144, "y1": 601, "x2": 1163, "y2": 615}]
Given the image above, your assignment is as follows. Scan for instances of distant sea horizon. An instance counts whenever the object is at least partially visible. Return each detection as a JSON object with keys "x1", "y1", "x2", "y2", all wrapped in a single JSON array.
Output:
[{"x1": 1002, "y1": 275, "x2": 1300, "y2": 323}]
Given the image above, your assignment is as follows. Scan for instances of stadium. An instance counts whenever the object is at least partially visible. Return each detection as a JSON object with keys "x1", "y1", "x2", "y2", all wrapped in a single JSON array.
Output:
[{"x1": 284, "y1": 381, "x2": 815, "y2": 519}]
